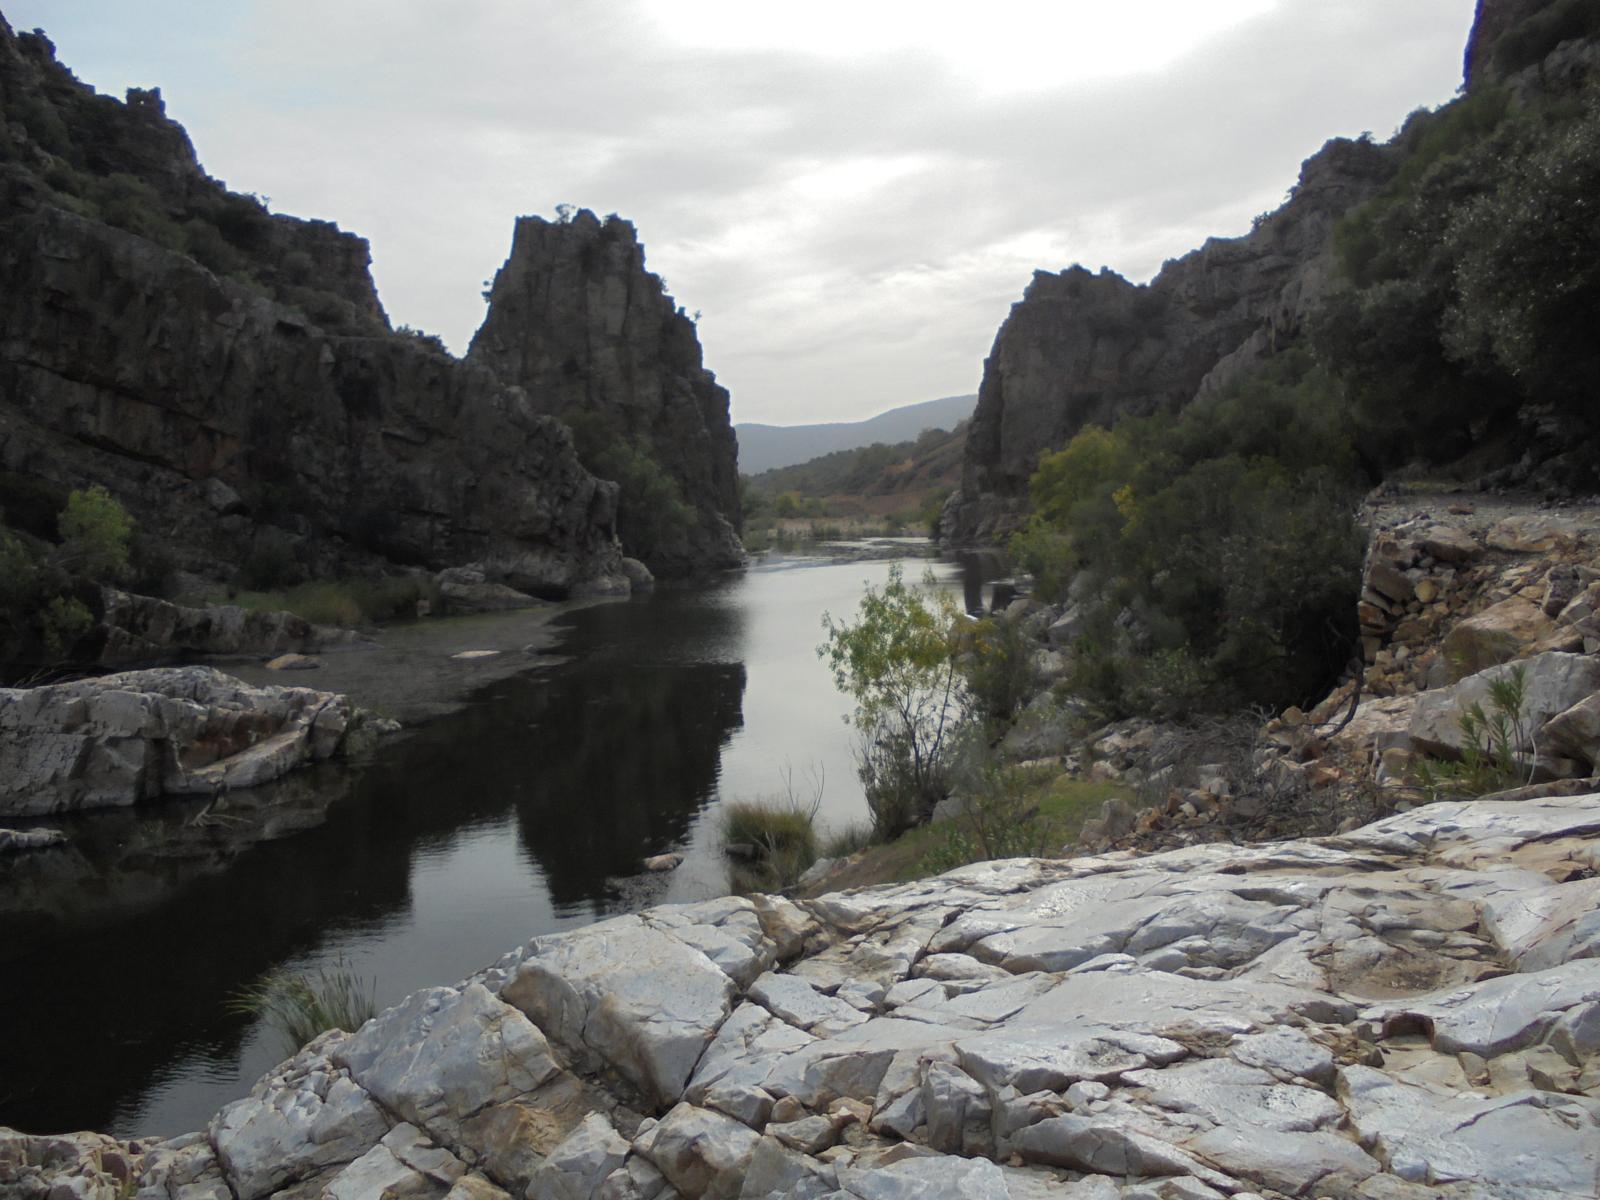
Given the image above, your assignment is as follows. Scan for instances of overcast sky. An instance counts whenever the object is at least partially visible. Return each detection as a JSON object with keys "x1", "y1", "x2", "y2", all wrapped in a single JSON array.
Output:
[{"x1": 10, "y1": 1, "x2": 1478, "y2": 425}]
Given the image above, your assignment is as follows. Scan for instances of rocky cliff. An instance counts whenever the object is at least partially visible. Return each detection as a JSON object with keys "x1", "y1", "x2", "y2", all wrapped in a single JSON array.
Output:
[
  {"x1": 943, "y1": 0, "x2": 1594, "y2": 547},
  {"x1": 944, "y1": 133, "x2": 1394, "y2": 546},
  {"x1": 0, "y1": 14, "x2": 748, "y2": 600},
  {"x1": 470, "y1": 212, "x2": 743, "y2": 576}
]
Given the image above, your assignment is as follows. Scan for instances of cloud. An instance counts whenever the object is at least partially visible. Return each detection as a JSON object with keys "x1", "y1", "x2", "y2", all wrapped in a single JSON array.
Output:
[{"x1": 8, "y1": 0, "x2": 1477, "y2": 423}]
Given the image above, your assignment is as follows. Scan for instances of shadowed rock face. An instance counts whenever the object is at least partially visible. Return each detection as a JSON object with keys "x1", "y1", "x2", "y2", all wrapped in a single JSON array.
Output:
[
  {"x1": 0, "y1": 18, "x2": 724, "y2": 597},
  {"x1": 944, "y1": 136, "x2": 1394, "y2": 545},
  {"x1": 470, "y1": 211, "x2": 744, "y2": 577}
]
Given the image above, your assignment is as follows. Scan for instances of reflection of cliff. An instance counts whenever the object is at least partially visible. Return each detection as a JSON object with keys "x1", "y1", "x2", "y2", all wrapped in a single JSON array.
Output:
[
  {"x1": 0, "y1": 635, "x2": 749, "y2": 1134},
  {"x1": 513, "y1": 662, "x2": 748, "y2": 906}
]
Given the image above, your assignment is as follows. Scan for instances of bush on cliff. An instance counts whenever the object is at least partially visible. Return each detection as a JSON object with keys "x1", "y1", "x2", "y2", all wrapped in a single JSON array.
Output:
[
  {"x1": 562, "y1": 411, "x2": 695, "y2": 562},
  {"x1": 1317, "y1": 80, "x2": 1600, "y2": 466},
  {"x1": 1012, "y1": 355, "x2": 1364, "y2": 717},
  {"x1": 1, "y1": 486, "x2": 135, "y2": 672}
]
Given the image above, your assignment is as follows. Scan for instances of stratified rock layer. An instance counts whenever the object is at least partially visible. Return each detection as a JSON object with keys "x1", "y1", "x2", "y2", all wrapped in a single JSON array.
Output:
[
  {"x1": 8, "y1": 795, "x2": 1600, "y2": 1198},
  {"x1": 469, "y1": 211, "x2": 743, "y2": 576}
]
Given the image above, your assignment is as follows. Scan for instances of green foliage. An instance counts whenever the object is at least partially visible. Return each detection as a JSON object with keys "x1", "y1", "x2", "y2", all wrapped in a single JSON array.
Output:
[
  {"x1": 1442, "y1": 103, "x2": 1600, "y2": 408},
  {"x1": 2, "y1": 487, "x2": 135, "y2": 669},
  {"x1": 563, "y1": 411, "x2": 695, "y2": 560},
  {"x1": 721, "y1": 799, "x2": 820, "y2": 892},
  {"x1": 1012, "y1": 355, "x2": 1363, "y2": 717},
  {"x1": 820, "y1": 564, "x2": 965, "y2": 836},
  {"x1": 40, "y1": 595, "x2": 93, "y2": 656},
  {"x1": 1317, "y1": 80, "x2": 1600, "y2": 465},
  {"x1": 1415, "y1": 665, "x2": 1534, "y2": 799},
  {"x1": 743, "y1": 425, "x2": 964, "y2": 525},
  {"x1": 956, "y1": 616, "x2": 1041, "y2": 725},
  {"x1": 820, "y1": 822, "x2": 875, "y2": 859},
  {"x1": 229, "y1": 961, "x2": 377, "y2": 1055},
  {"x1": 918, "y1": 757, "x2": 1130, "y2": 875},
  {"x1": 58, "y1": 485, "x2": 132, "y2": 579}
]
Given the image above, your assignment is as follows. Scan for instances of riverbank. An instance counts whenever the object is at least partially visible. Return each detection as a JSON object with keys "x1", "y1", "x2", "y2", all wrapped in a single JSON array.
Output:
[
  {"x1": 225, "y1": 599, "x2": 608, "y2": 729},
  {"x1": 7, "y1": 790, "x2": 1598, "y2": 1199}
]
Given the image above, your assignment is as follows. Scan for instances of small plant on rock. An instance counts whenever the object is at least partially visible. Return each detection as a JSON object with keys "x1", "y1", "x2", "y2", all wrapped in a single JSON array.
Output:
[
  {"x1": 229, "y1": 959, "x2": 377, "y2": 1055},
  {"x1": 1415, "y1": 664, "x2": 1533, "y2": 799}
]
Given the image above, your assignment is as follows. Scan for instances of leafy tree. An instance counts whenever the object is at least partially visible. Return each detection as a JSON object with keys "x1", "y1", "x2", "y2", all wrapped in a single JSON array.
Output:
[
  {"x1": 820, "y1": 564, "x2": 965, "y2": 836},
  {"x1": 58, "y1": 484, "x2": 132, "y2": 579}
]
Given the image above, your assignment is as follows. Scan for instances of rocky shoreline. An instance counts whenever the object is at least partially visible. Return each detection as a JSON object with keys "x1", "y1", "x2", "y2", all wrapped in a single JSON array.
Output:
[{"x1": 4, "y1": 790, "x2": 1598, "y2": 1199}]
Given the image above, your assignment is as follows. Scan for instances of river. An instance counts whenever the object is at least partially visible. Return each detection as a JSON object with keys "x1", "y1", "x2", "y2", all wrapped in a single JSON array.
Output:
[{"x1": 0, "y1": 545, "x2": 1001, "y2": 1138}]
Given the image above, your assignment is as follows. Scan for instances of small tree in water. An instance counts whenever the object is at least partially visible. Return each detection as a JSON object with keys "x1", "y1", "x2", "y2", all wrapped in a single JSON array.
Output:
[{"x1": 820, "y1": 564, "x2": 965, "y2": 837}]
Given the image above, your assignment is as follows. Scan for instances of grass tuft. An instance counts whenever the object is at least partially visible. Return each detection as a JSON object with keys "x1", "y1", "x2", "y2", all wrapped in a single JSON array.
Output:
[{"x1": 229, "y1": 960, "x2": 377, "y2": 1054}]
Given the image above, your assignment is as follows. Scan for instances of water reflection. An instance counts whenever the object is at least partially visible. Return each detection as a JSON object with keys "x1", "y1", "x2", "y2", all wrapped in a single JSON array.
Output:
[{"x1": 0, "y1": 548, "x2": 1002, "y2": 1138}]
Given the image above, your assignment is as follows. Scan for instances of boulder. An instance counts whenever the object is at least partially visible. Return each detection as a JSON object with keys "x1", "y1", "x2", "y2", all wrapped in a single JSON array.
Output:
[
  {"x1": 437, "y1": 574, "x2": 540, "y2": 614},
  {"x1": 1416, "y1": 524, "x2": 1481, "y2": 564},
  {"x1": 1409, "y1": 652, "x2": 1600, "y2": 761},
  {"x1": 1046, "y1": 603, "x2": 1087, "y2": 647},
  {"x1": 1440, "y1": 596, "x2": 1556, "y2": 680},
  {"x1": 1486, "y1": 514, "x2": 1585, "y2": 553},
  {"x1": 0, "y1": 826, "x2": 66, "y2": 853},
  {"x1": 1542, "y1": 693, "x2": 1600, "y2": 769},
  {"x1": 97, "y1": 588, "x2": 362, "y2": 668},
  {"x1": 210, "y1": 1036, "x2": 390, "y2": 1200},
  {"x1": 620, "y1": 557, "x2": 656, "y2": 590},
  {"x1": 500, "y1": 915, "x2": 738, "y2": 1107},
  {"x1": 0, "y1": 666, "x2": 374, "y2": 817},
  {"x1": 636, "y1": 1103, "x2": 760, "y2": 1200},
  {"x1": 264, "y1": 653, "x2": 320, "y2": 671}
]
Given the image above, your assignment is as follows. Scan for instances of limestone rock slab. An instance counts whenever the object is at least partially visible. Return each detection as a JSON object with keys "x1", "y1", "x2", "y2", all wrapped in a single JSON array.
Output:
[
  {"x1": 333, "y1": 983, "x2": 561, "y2": 1145},
  {"x1": 501, "y1": 915, "x2": 737, "y2": 1108}
]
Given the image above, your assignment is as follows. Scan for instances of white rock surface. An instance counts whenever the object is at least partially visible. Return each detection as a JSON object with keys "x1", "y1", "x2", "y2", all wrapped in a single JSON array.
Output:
[
  {"x1": 0, "y1": 666, "x2": 371, "y2": 816},
  {"x1": 12, "y1": 794, "x2": 1600, "y2": 1199}
]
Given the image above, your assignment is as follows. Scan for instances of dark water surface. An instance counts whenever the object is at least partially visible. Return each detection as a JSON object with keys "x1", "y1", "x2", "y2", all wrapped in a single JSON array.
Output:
[{"x1": 0, "y1": 547, "x2": 1000, "y2": 1138}]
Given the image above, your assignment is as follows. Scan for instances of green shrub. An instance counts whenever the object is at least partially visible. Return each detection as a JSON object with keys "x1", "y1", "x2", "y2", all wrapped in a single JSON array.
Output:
[
  {"x1": 39, "y1": 595, "x2": 93, "y2": 656},
  {"x1": 223, "y1": 578, "x2": 431, "y2": 628},
  {"x1": 1317, "y1": 79, "x2": 1600, "y2": 464},
  {"x1": 58, "y1": 485, "x2": 132, "y2": 579},
  {"x1": 821, "y1": 565, "x2": 966, "y2": 835},
  {"x1": 957, "y1": 615, "x2": 1041, "y2": 725},
  {"x1": 1010, "y1": 357, "x2": 1364, "y2": 717},
  {"x1": 1414, "y1": 665, "x2": 1534, "y2": 799},
  {"x1": 563, "y1": 411, "x2": 695, "y2": 560},
  {"x1": 918, "y1": 752, "x2": 1130, "y2": 875}
]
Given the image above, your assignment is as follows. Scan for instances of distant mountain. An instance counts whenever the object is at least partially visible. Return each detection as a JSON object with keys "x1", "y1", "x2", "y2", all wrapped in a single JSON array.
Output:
[
  {"x1": 736, "y1": 393, "x2": 976, "y2": 474},
  {"x1": 745, "y1": 422, "x2": 967, "y2": 525}
]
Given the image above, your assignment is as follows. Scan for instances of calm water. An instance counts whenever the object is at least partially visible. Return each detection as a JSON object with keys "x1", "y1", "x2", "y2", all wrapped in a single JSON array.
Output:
[{"x1": 0, "y1": 547, "x2": 1000, "y2": 1138}]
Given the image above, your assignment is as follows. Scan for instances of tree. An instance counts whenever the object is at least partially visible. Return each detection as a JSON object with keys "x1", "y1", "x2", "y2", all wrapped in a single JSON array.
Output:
[
  {"x1": 58, "y1": 484, "x2": 132, "y2": 579},
  {"x1": 820, "y1": 564, "x2": 965, "y2": 836}
]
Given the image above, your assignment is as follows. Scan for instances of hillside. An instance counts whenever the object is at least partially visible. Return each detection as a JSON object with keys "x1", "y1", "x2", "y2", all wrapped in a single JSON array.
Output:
[
  {"x1": 736, "y1": 393, "x2": 975, "y2": 474},
  {"x1": 744, "y1": 423, "x2": 966, "y2": 525},
  {"x1": 945, "y1": 0, "x2": 1600, "y2": 546}
]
